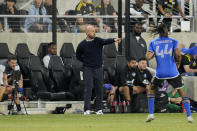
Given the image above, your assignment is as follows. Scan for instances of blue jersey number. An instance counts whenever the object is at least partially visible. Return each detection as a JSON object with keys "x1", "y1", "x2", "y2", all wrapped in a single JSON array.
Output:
[{"x1": 156, "y1": 44, "x2": 172, "y2": 58}]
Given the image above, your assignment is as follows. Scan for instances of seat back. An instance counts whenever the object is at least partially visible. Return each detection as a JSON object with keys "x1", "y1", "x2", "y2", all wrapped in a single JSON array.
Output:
[
  {"x1": 37, "y1": 43, "x2": 49, "y2": 61},
  {"x1": 29, "y1": 56, "x2": 48, "y2": 94},
  {"x1": 60, "y1": 43, "x2": 75, "y2": 68},
  {"x1": 69, "y1": 55, "x2": 84, "y2": 100},
  {"x1": 0, "y1": 43, "x2": 10, "y2": 59},
  {"x1": 103, "y1": 43, "x2": 117, "y2": 85},
  {"x1": 15, "y1": 43, "x2": 33, "y2": 78},
  {"x1": 48, "y1": 55, "x2": 68, "y2": 92},
  {"x1": 116, "y1": 55, "x2": 127, "y2": 86}
]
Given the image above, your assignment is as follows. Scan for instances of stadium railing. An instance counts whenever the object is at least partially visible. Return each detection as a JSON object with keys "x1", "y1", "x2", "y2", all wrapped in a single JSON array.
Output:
[{"x1": 0, "y1": 15, "x2": 196, "y2": 33}]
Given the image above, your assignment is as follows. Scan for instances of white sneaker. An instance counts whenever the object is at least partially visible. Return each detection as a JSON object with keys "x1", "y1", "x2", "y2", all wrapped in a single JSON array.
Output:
[
  {"x1": 84, "y1": 110, "x2": 91, "y2": 116},
  {"x1": 95, "y1": 110, "x2": 103, "y2": 115},
  {"x1": 187, "y1": 116, "x2": 194, "y2": 123},
  {"x1": 146, "y1": 114, "x2": 154, "y2": 122}
]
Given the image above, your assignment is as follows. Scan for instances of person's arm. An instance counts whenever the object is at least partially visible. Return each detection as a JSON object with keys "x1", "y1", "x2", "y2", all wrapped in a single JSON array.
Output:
[
  {"x1": 157, "y1": 4, "x2": 171, "y2": 18},
  {"x1": 174, "y1": 48, "x2": 182, "y2": 68},
  {"x1": 76, "y1": 43, "x2": 83, "y2": 62},
  {"x1": 24, "y1": 5, "x2": 37, "y2": 30},
  {"x1": 18, "y1": 74, "x2": 23, "y2": 88},
  {"x1": 100, "y1": 38, "x2": 121, "y2": 45},
  {"x1": 183, "y1": 65, "x2": 197, "y2": 73},
  {"x1": 146, "y1": 51, "x2": 154, "y2": 61},
  {"x1": 3, "y1": 73, "x2": 8, "y2": 87},
  {"x1": 42, "y1": 7, "x2": 52, "y2": 24},
  {"x1": 146, "y1": 42, "x2": 154, "y2": 60},
  {"x1": 177, "y1": 4, "x2": 186, "y2": 19}
]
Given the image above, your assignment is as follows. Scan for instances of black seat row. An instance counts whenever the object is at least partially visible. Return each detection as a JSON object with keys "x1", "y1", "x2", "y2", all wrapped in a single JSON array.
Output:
[{"x1": 0, "y1": 42, "x2": 128, "y2": 101}]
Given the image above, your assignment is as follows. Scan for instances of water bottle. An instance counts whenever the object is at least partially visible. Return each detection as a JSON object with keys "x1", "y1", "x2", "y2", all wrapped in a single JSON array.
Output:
[{"x1": 74, "y1": 28, "x2": 78, "y2": 36}]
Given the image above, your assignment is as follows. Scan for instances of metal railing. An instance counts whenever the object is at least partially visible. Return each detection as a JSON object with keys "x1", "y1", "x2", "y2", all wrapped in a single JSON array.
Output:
[{"x1": 0, "y1": 14, "x2": 196, "y2": 32}]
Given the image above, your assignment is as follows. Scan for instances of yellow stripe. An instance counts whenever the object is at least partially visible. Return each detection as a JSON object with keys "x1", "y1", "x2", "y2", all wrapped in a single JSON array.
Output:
[
  {"x1": 77, "y1": 2, "x2": 83, "y2": 11},
  {"x1": 185, "y1": 54, "x2": 191, "y2": 62}
]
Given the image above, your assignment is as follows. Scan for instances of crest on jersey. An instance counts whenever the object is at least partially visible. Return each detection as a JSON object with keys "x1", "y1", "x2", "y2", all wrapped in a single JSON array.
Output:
[
  {"x1": 144, "y1": 74, "x2": 147, "y2": 78},
  {"x1": 132, "y1": 72, "x2": 136, "y2": 77}
]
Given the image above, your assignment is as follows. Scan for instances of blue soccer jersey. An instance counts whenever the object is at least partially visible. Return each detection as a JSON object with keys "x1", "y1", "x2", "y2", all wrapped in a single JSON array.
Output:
[{"x1": 148, "y1": 37, "x2": 179, "y2": 79}]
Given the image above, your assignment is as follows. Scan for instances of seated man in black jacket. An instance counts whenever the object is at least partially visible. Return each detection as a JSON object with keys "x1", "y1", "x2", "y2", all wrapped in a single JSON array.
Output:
[{"x1": 121, "y1": 57, "x2": 152, "y2": 96}]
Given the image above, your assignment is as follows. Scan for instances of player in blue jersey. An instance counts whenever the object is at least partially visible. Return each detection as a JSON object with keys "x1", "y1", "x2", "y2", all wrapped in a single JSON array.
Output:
[{"x1": 145, "y1": 23, "x2": 193, "y2": 123}]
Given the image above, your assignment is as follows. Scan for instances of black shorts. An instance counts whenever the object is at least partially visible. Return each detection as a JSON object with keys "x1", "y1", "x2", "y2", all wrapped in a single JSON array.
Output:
[{"x1": 152, "y1": 75, "x2": 184, "y2": 89}]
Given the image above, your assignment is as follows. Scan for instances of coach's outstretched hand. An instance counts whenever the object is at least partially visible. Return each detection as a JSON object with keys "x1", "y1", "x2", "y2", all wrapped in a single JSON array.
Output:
[{"x1": 114, "y1": 38, "x2": 121, "y2": 43}]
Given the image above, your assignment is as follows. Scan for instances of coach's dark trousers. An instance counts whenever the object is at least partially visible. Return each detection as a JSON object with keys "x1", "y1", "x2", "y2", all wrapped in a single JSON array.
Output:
[{"x1": 83, "y1": 66, "x2": 103, "y2": 112}]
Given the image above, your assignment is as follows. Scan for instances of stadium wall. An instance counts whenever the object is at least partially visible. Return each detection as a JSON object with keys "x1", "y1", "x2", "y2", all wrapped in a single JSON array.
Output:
[
  {"x1": 0, "y1": 32, "x2": 197, "y2": 100},
  {"x1": 0, "y1": 32, "x2": 196, "y2": 54}
]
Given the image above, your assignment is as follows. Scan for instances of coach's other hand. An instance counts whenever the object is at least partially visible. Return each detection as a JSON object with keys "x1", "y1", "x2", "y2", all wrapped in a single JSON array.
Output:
[{"x1": 114, "y1": 38, "x2": 121, "y2": 43}]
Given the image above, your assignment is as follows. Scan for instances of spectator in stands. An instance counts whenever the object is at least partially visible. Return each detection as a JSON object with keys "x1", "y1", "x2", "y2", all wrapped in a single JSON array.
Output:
[
  {"x1": 157, "y1": 0, "x2": 186, "y2": 30},
  {"x1": 0, "y1": 55, "x2": 23, "y2": 114},
  {"x1": 44, "y1": 0, "x2": 68, "y2": 32},
  {"x1": 43, "y1": 42, "x2": 57, "y2": 69},
  {"x1": 96, "y1": 0, "x2": 118, "y2": 32},
  {"x1": 24, "y1": 0, "x2": 52, "y2": 32},
  {"x1": 75, "y1": 0, "x2": 99, "y2": 31},
  {"x1": 130, "y1": 0, "x2": 150, "y2": 30},
  {"x1": 0, "y1": 0, "x2": 22, "y2": 32},
  {"x1": 74, "y1": 14, "x2": 88, "y2": 33},
  {"x1": 178, "y1": 44, "x2": 197, "y2": 76},
  {"x1": 123, "y1": 22, "x2": 147, "y2": 61}
]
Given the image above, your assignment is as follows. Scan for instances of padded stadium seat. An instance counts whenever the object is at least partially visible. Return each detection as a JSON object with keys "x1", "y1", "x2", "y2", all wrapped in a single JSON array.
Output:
[
  {"x1": 60, "y1": 43, "x2": 75, "y2": 78},
  {"x1": 15, "y1": 43, "x2": 34, "y2": 98},
  {"x1": 48, "y1": 55, "x2": 70, "y2": 92},
  {"x1": 37, "y1": 43, "x2": 49, "y2": 61},
  {"x1": 29, "y1": 56, "x2": 49, "y2": 95},
  {"x1": 103, "y1": 43, "x2": 117, "y2": 85},
  {"x1": 29, "y1": 56, "x2": 73, "y2": 100},
  {"x1": 60, "y1": 43, "x2": 75, "y2": 68},
  {"x1": 0, "y1": 43, "x2": 11, "y2": 59},
  {"x1": 68, "y1": 55, "x2": 84, "y2": 100},
  {"x1": 15, "y1": 43, "x2": 33, "y2": 79}
]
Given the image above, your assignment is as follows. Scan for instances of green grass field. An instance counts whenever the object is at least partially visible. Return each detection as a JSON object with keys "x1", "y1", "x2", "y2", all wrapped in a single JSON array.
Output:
[{"x1": 0, "y1": 113, "x2": 196, "y2": 131}]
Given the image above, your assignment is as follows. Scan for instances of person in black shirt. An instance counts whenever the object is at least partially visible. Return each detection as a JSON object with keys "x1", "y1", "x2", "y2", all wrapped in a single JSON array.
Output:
[
  {"x1": 76, "y1": 25, "x2": 121, "y2": 115},
  {"x1": 0, "y1": 55, "x2": 23, "y2": 113},
  {"x1": 123, "y1": 22, "x2": 147, "y2": 61},
  {"x1": 157, "y1": 0, "x2": 186, "y2": 30},
  {"x1": 178, "y1": 44, "x2": 197, "y2": 76},
  {"x1": 75, "y1": 0, "x2": 99, "y2": 28},
  {"x1": 96, "y1": 0, "x2": 118, "y2": 32},
  {"x1": 44, "y1": 0, "x2": 68, "y2": 32},
  {"x1": 119, "y1": 57, "x2": 137, "y2": 102},
  {"x1": 133, "y1": 58, "x2": 152, "y2": 94},
  {"x1": 0, "y1": 0, "x2": 22, "y2": 32}
]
